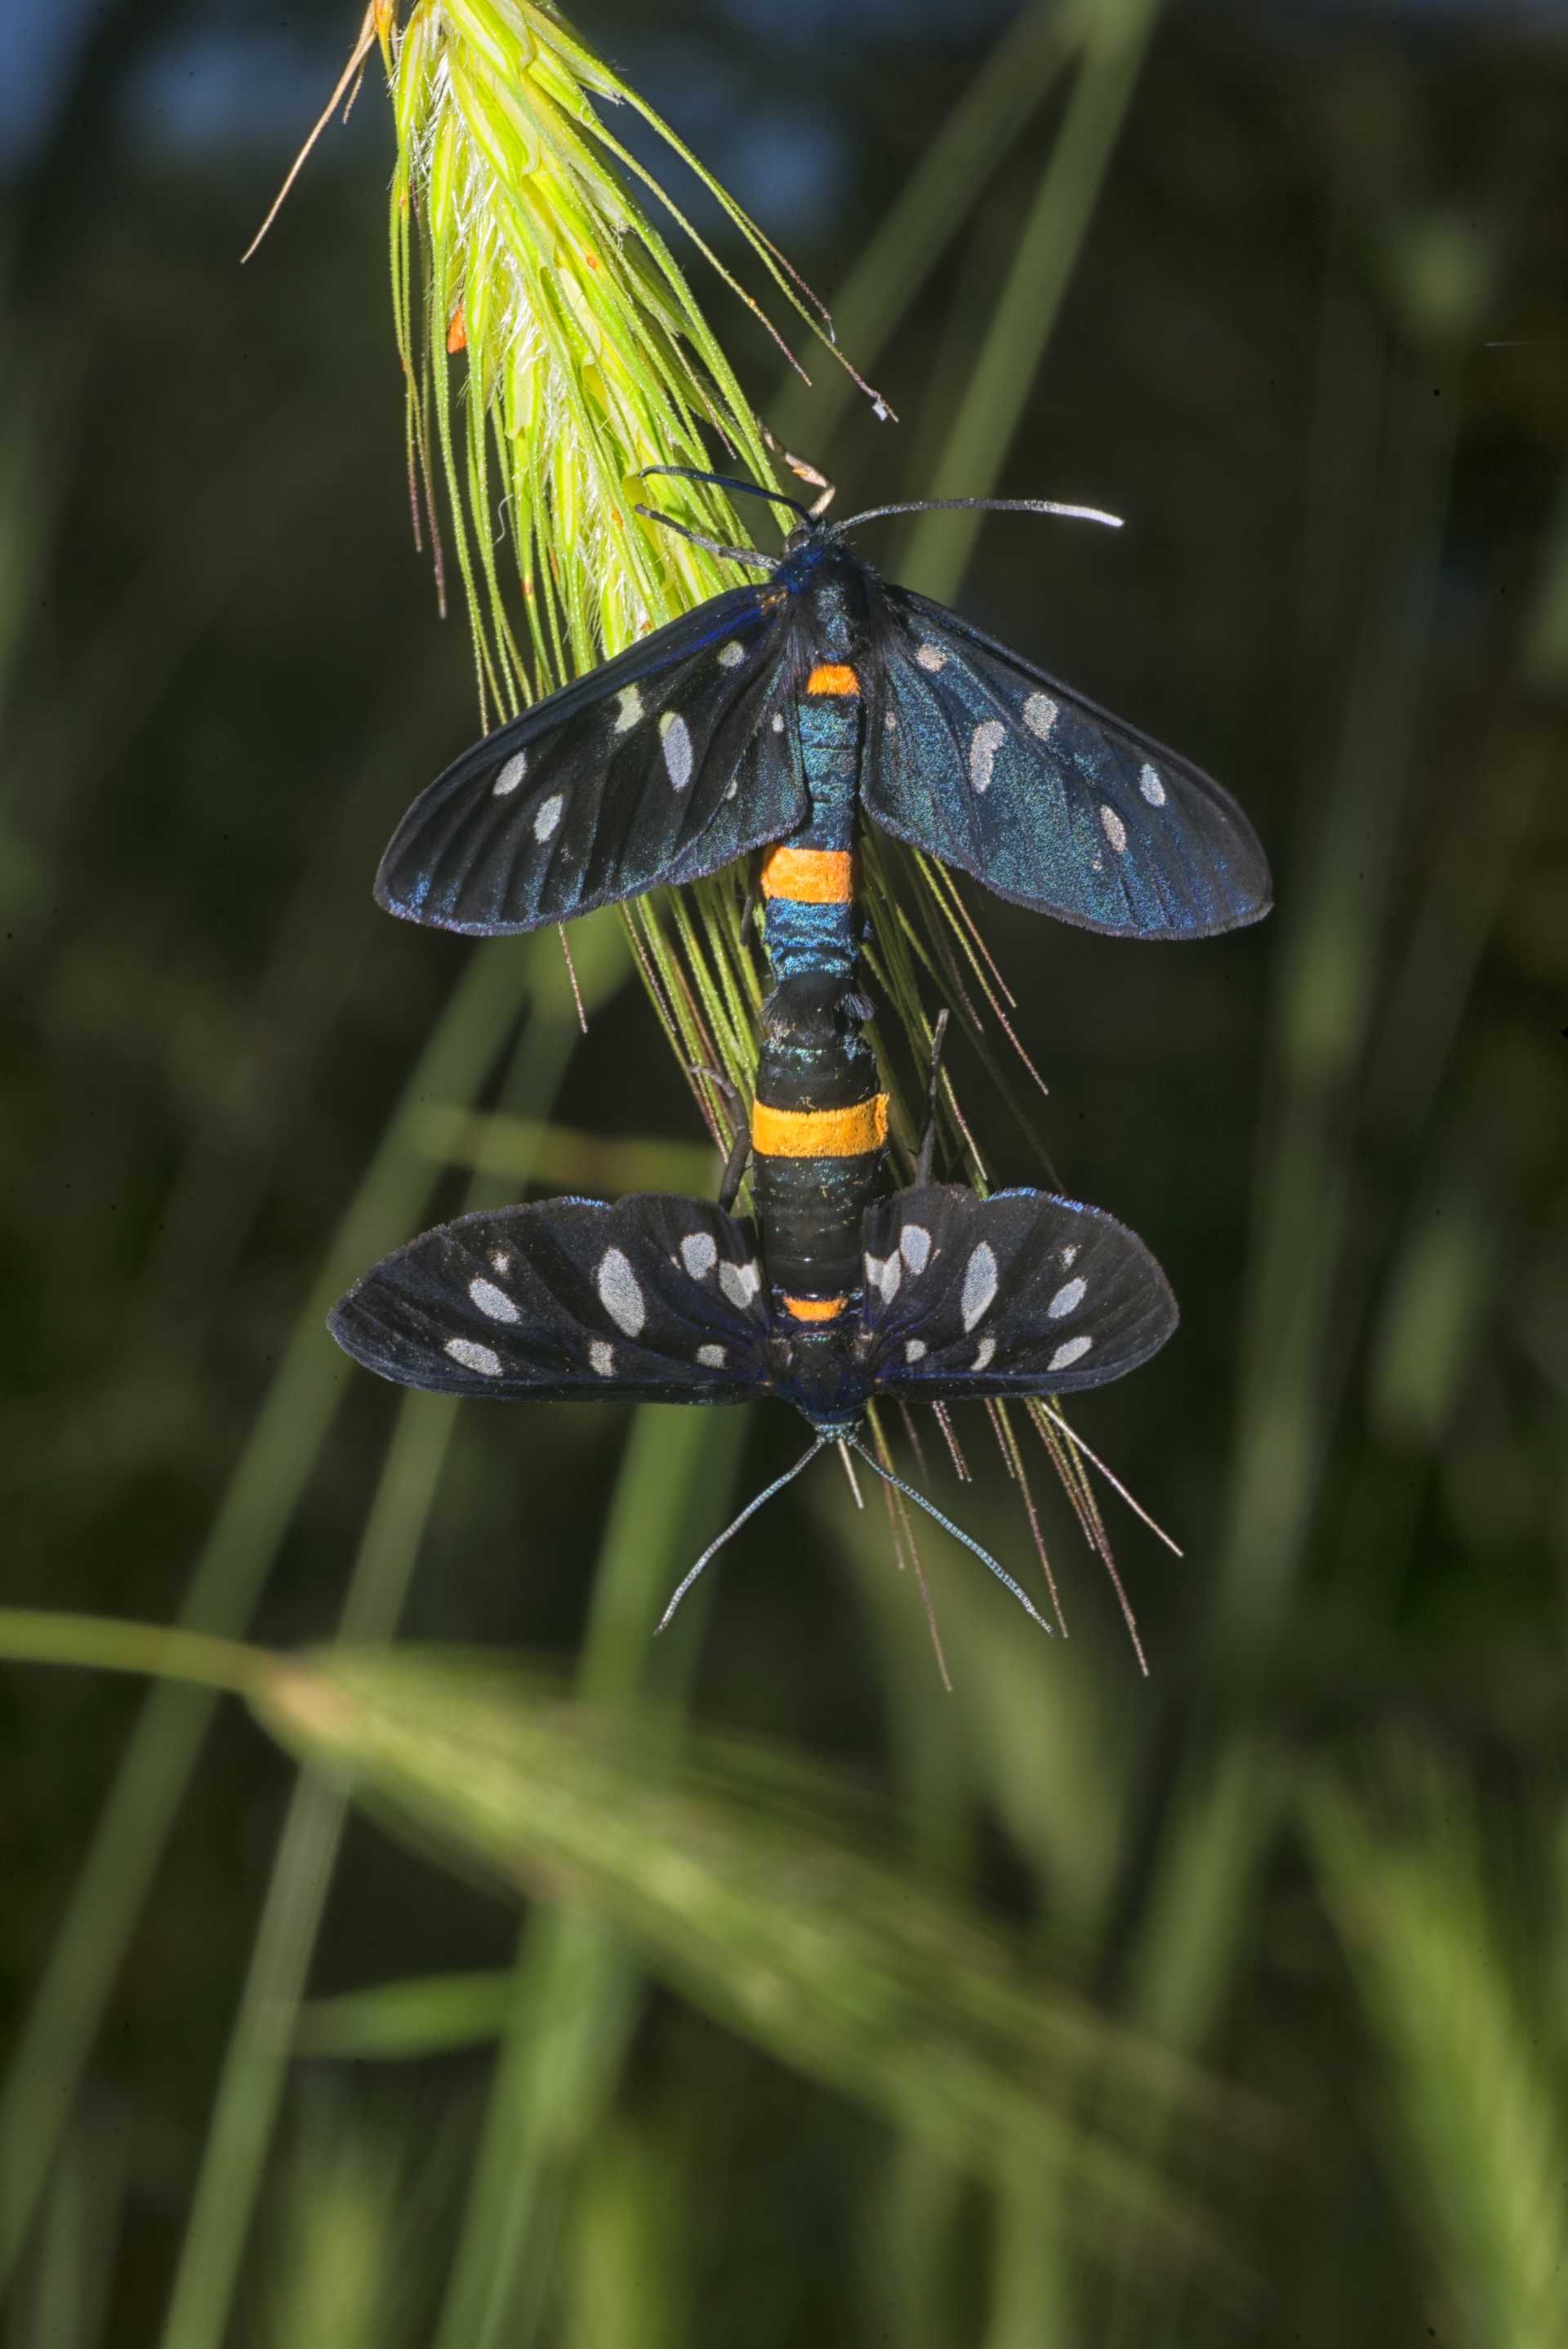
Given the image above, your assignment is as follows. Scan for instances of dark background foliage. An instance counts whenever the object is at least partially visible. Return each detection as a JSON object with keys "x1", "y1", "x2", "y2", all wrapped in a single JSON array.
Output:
[{"x1": 3, "y1": 1, "x2": 1567, "y2": 2341}]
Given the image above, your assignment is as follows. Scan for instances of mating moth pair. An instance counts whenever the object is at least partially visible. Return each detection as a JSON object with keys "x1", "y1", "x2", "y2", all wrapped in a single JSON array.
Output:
[{"x1": 332, "y1": 473, "x2": 1271, "y2": 1623}]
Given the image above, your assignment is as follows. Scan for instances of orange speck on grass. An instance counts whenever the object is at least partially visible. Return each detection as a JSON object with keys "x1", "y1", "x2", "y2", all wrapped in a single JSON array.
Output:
[{"x1": 446, "y1": 305, "x2": 467, "y2": 354}]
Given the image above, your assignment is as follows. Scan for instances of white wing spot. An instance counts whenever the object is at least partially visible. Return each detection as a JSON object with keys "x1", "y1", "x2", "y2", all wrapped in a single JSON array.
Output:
[
  {"x1": 915, "y1": 641, "x2": 947, "y2": 672},
  {"x1": 445, "y1": 1338, "x2": 501, "y2": 1377},
  {"x1": 697, "y1": 1344, "x2": 727, "y2": 1369},
  {"x1": 490, "y1": 1250, "x2": 511, "y2": 1273},
  {"x1": 899, "y1": 1224, "x2": 931, "y2": 1274},
  {"x1": 1060, "y1": 1244, "x2": 1079, "y2": 1268},
  {"x1": 1049, "y1": 1335, "x2": 1094, "y2": 1372},
  {"x1": 1023, "y1": 692, "x2": 1059, "y2": 741},
  {"x1": 903, "y1": 1339, "x2": 928, "y2": 1364},
  {"x1": 590, "y1": 1340, "x2": 616, "y2": 1378},
  {"x1": 680, "y1": 1232, "x2": 717, "y2": 1280},
  {"x1": 719, "y1": 1260, "x2": 761, "y2": 1309},
  {"x1": 1100, "y1": 804, "x2": 1129, "y2": 854},
  {"x1": 660, "y1": 712, "x2": 693, "y2": 791},
  {"x1": 717, "y1": 640, "x2": 746, "y2": 669},
  {"x1": 1139, "y1": 761, "x2": 1167, "y2": 806},
  {"x1": 771, "y1": 711, "x2": 786, "y2": 733},
  {"x1": 973, "y1": 1336, "x2": 996, "y2": 1372},
  {"x1": 1048, "y1": 1277, "x2": 1086, "y2": 1319},
  {"x1": 468, "y1": 1277, "x2": 519, "y2": 1323},
  {"x1": 865, "y1": 1253, "x2": 901, "y2": 1302},
  {"x1": 532, "y1": 792, "x2": 564, "y2": 843},
  {"x1": 613, "y1": 686, "x2": 643, "y2": 733},
  {"x1": 595, "y1": 1247, "x2": 646, "y2": 1336},
  {"x1": 493, "y1": 750, "x2": 528, "y2": 796},
  {"x1": 960, "y1": 1242, "x2": 998, "y2": 1331},
  {"x1": 969, "y1": 719, "x2": 1006, "y2": 796}
]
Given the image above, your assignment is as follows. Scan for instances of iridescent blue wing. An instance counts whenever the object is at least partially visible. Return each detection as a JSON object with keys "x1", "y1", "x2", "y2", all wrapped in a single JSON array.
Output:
[
  {"x1": 858, "y1": 1184, "x2": 1177, "y2": 1400},
  {"x1": 861, "y1": 584, "x2": 1271, "y2": 939},
  {"x1": 376, "y1": 586, "x2": 810, "y2": 934},
  {"x1": 329, "y1": 1195, "x2": 775, "y2": 1405}
]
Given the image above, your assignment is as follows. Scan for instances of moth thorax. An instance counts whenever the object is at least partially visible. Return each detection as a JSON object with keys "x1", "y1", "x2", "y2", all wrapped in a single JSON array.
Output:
[{"x1": 800, "y1": 562, "x2": 862, "y2": 662}]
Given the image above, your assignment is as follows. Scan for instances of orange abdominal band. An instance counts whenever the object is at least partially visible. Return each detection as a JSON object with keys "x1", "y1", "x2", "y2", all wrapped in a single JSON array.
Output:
[
  {"x1": 759, "y1": 845, "x2": 857, "y2": 904},
  {"x1": 782, "y1": 1295, "x2": 848, "y2": 1323},
  {"x1": 805, "y1": 662, "x2": 860, "y2": 696},
  {"x1": 751, "y1": 1095, "x2": 889, "y2": 1159}
]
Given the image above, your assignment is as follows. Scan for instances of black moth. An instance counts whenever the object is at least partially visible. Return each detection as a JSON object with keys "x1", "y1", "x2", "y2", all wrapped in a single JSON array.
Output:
[
  {"x1": 376, "y1": 472, "x2": 1272, "y2": 945},
  {"x1": 330, "y1": 1181, "x2": 1178, "y2": 1629}
]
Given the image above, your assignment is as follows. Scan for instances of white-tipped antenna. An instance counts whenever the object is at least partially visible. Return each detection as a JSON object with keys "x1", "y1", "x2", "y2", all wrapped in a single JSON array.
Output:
[
  {"x1": 655, "y1": 1435, "x2": 830, "y2": 1633},
  {"x1": 834, "y1": 496, "x2": 1123, "y2": 535},
  {"x1": 844, "y1": 1436, "x2": 1054, "y2": 1634}
]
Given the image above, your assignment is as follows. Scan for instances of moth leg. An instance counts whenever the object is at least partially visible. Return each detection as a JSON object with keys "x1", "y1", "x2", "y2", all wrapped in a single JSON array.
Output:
[
  {"x1": 693, "y1": 1065, "x2": 753, "y2": 1211},
  {"x1": 914, "y1": 1009, "x2": 951, "y2": 1189},
  {"x1": 716, "y1": 1123, "x2": 754, "y2": 1214}
]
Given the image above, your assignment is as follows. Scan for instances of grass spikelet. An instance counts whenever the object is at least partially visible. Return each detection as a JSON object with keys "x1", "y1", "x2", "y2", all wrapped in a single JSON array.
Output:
[{"x1": 376, "y1": 0, "x2": 886, "y2": 710}]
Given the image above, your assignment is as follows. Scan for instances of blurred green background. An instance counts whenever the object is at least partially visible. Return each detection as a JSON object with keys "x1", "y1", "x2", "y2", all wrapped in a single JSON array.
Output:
[{"x1": 4, "y1": 0, "x2": 1568, "y2": 2341}]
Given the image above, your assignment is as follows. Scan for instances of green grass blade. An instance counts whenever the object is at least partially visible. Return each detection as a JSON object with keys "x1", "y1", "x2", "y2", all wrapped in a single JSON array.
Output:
[
  {"x1": 900, "y1": 0, "x2": 1164, "y2": 604},
  {"x1": 296, "y1": 1970, "x2": 517, "y2": 2063},
  {"x1": 255, "y1": 1647, "x2": 1259, "y2": 2278},
  {"x1": 768, "y1": 0, "x2": 1071, "y2": 453},
  {"x1": 154, "y1": 932, "x2": 628, "y2": 2349},
  {"x1": 1306, "y1": 1760, "x2": 1568, "y2": 2349},
  {"x1": 0, "y1": 918, "x2": 627, "y2": 2292},
  {"x1": 431, "y1": 1400, "x2": 751, "y2": 2349}
]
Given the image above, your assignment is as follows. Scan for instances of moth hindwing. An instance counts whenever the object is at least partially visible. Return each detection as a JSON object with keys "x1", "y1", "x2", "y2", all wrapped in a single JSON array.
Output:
[
  {"x1": 856, "y1": 1183, "x2": 1178, "y2": 1399},
  {"x1": 329, "y1": 1195, "x2": 777, "y2": 1406}
]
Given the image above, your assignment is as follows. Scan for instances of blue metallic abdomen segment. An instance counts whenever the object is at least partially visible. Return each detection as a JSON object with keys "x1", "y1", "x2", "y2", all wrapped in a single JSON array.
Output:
[{"x1": 763, "y1": 894, "x2": 859, "y2": 983}]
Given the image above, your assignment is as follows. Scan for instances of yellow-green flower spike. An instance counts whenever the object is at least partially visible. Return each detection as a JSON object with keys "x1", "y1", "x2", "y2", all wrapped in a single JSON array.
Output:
[{"x1": 376, "y1": 0, "x2": 884, "y2": 715}]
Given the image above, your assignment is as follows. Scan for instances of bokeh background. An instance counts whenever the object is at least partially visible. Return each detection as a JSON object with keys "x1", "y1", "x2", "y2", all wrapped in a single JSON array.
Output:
[{"x1": 5, "y1": 1, "x2": 1568, "y2": 2342}]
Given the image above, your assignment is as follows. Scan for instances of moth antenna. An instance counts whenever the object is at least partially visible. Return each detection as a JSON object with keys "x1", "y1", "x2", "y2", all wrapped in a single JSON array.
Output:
[
  {"x1": 834, "y1": 496, "x2": 1123, "y2": 536},
  {"x1": 636, "y1": 465, "x2": 813, "y2": 523},
  {"x1": 844, "y1": 1437, "x2": 1053, "y2": 1634},
  {"x1": 630, "y1": 504, "x2": 778, "y2": 572},
  {"x1": 655, "y1": 1436, "x2": 829, "y2": 1633}
]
